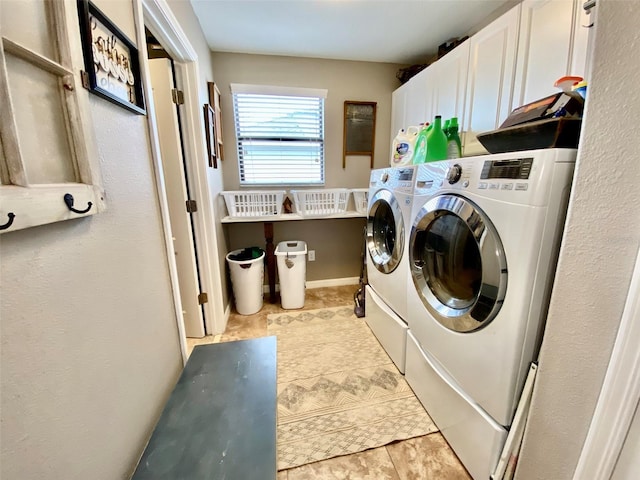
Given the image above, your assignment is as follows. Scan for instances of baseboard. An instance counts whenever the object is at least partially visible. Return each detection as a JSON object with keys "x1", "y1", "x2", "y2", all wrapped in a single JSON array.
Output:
[
  {"x1": 307, "y1": 277, "x2": 361, "y2": 289},
  {"x1": 262, "y1": 277, "x2": 360, "y2": 293}
]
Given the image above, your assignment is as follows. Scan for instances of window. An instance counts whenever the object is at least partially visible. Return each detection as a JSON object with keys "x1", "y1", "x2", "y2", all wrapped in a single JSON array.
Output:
[
  {"x1": 0, "y1": 0, "x2": 104, "y2": 234},
  {"x1": 231, "y1": 84, "x2": 327, "y2": 186}
]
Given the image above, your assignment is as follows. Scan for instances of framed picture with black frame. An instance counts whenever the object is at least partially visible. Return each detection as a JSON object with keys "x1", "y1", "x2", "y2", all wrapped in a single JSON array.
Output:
[{"x1": 77, "y1": 0, "x2": 146, "y2": 115}]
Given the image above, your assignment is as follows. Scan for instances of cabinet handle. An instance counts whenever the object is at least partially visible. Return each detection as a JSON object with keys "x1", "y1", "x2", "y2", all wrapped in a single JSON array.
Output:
[{"x1": 64, "y1": 193, "x2": 93, "y2": 214}]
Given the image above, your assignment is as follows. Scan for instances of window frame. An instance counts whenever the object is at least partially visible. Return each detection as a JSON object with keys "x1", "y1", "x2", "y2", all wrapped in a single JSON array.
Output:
[
  {"x1": 0, "y1": 0, "x2": 105, "y2": 234},
  {"x1": 230, "y1": 83, "x2": 327, "y2": 187}
]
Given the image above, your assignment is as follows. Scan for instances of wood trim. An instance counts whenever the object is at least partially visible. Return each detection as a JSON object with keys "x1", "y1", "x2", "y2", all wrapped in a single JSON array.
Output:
[
  {"x1": 60, "y1": 0, "x2": 104, "y2": 197},
  {"x1": 141, "y1": 0, "x2": 197, "y2": 61},
  {"x1": 0, "y1": 184, "x2": 100, "y2": 233},
  {"x1": 2, "y1": 38, "x2": 73, "y2": 77},
  {"x1": 0, "y1": 40, "x2": 28, "y2": 186}
]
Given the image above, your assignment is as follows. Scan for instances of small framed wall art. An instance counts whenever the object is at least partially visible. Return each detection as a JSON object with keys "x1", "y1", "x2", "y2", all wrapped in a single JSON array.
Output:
[
  {"x1": 207, "y1": 82, "x2": 224, "y2": 161},
  {"x1": 343, "y1": 101, "x2": 377, "y2": 168},
  {"x1": 203, "y1": 103, "x2": 218, "y2": 168},
  {"x1": 77, "y1": 0, "x2": 146, "y2": 115}
]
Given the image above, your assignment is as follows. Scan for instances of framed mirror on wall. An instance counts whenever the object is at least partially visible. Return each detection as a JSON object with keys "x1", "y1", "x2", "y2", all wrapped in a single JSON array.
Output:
[{"x1": 343, "y1": 101, "x2": 376, "y2": 168}]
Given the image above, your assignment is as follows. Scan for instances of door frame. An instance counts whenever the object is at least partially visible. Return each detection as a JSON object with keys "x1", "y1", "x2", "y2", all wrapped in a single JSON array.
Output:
[
  {"x1": 133, "y1": 0, "x2": 226, "y2": 363},
  {"x1": 147, "y1": 57, "x2": 205, "y2": 338}
]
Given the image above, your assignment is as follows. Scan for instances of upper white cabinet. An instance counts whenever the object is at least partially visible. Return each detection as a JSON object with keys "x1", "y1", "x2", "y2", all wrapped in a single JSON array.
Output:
[
  {"x1": 570, "y1": 0, "x2": 593, "y2": 80},
  {"x1": 430, "y1": 40, "x2": 470, "y2": 125},
  {"x1": 391, "y1": 0, "x2": 592, "y2": 157},
  {"x1": 513, "y1": 0, "x2": 590, "y2": 107},
  {"x1": 463, "y1": 5, "x2": 521, "y2": 155},
  {"x1": 391, "y1": 41, "x2": 466, "y2": 137},
  {"x1": 405, "y1": 67, "x2": 433, "y2": 128},
  {"x1": 390, "y1": 81, "x2": 409, "y2": 146}
]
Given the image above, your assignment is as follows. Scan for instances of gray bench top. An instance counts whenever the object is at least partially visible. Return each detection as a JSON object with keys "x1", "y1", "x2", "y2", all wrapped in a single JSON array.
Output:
[{"x1": 131, "y1": 336, "x2": 277, "y2": 480}]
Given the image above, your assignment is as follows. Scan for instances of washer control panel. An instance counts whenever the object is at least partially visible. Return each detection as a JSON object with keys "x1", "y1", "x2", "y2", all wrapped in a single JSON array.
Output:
[
  {"x1": 480, "y1": 157, "x2": 533, "y2": 180},
  {"x1": 413, "y1": 149, "x2": 578, "y2": 207},
  {"x1": 416, "y1": 158, "x2": 530, "y2": 196},
  {"x1": 370, "y1": 165, "x2": 417, "y2": 193}
]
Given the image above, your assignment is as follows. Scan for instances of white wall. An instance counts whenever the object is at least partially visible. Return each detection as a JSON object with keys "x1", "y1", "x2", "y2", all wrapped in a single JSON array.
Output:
[
  {"x1": 516, "y1": 1, "x2": 640, "y2": 478},
  {"x1": 0, "y1": 1, "x2": 197, "y2": 478}
]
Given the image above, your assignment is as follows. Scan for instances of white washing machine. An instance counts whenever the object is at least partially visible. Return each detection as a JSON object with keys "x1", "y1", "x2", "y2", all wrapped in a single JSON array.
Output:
[
  {"x1": 405, "y1": 148, "x2": 577, "y2": 479},
  {"x1": 364, "y1": 166, "x2": 416, "y2": 373}
]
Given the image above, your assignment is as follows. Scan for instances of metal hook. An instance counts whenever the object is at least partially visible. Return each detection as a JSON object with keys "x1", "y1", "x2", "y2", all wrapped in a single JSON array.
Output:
[
  {"x1": 64, "y1": 193, "x2": 93, "y2": 214},
  {"x1": 0, "y1": 212, "x2": 15, "y2": 230}
]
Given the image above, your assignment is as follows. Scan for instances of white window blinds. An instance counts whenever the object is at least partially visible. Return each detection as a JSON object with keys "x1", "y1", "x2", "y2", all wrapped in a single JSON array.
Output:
[{"x1": 231, "y1": 85, "x2": 326, "y2": 186}]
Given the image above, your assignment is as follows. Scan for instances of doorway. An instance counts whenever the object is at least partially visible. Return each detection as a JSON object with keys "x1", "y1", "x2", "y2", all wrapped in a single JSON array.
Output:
[{"x1": 146, "y1": 30, "x2": 206, "y2": 338}]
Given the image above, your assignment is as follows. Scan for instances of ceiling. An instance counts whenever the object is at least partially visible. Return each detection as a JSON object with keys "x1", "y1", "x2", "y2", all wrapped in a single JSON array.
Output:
[{"x1": 190, "y1": 0, "x2": 516, "y2": 65}]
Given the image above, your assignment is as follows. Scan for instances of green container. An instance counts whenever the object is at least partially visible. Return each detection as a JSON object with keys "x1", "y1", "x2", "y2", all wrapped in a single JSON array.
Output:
[
  {"x1": 446, "y1": 117, "x2": 462, "y2": 159},
  {"x1": 411, "y1": 124, "x2": 430, "y2": 164},
  {"x1": 425, "y1": 116, "x2": 448, "y2": 162},
  {"x1": 443, "y1": 119, "x2": 451, "y2": 137}
]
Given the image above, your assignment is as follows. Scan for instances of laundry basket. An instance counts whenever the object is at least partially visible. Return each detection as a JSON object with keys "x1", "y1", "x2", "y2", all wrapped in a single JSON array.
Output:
[
  {"x1": 222, "y1": 190, "x2": 285, "y2": 218},
  {"x1": 351, "y1": 188, "x2": 369, "y2": 215},
  {"x1": 290, "y1": 189, "x2": 349, "y2": 216}
]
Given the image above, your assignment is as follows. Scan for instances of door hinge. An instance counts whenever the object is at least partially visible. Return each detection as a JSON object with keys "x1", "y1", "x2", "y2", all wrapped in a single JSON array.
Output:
[
  {"x1": 186, "y1": 199, "x2": 197, "y2": 213},
  {"x1": 198, "y1": 292, "x2": 208, "y2": 305},
  {"x1": 171, "y1": 88, "x2": 184, "y2": 105},
  {"x1": 80, "y1": 70, "x2": 90, "y2": 89},
  {"x1": 583, "y1": 0, "x2": 596, "y2": 14}
]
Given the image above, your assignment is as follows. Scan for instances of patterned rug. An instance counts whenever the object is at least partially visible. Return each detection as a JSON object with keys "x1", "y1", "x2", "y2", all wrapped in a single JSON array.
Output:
[{"x1": 267, "y1": 305, "x2": 438, "y2": 470}]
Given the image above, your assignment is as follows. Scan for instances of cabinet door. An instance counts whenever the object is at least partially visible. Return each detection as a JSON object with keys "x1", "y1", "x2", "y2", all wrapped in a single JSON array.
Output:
[
  {"x1": 570, "y1": 1, "x2": 593, "y2": 80},
  {"x1": 391, "y1": 82, "x2": 409, "y2": 155},
  {"x1": 463, "y1": 5, "x2": 520, "y2": 155},
  {"x1": 431, "y1": 40, "x2": 470, "y2": 125},
  {"x1": 513, "y1": 0, "x2": 581, "y2": 107},
  {"x1": 405, "y1": 67, "x2": 433, "y2": 128}
]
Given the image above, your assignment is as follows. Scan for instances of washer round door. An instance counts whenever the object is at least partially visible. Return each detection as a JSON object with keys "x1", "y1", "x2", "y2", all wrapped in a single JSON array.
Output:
[
  {"x1": 409, "y1": 194, "x2": 507, "y2": 332},
  {"x1": 367, "y1": 189, "x2": 404, "y2": 274}
]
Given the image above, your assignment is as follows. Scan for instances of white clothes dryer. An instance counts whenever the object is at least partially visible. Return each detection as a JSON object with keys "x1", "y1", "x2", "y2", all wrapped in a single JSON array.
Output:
[
  {"x1": 364, "y1": 166, "x2": 416, "y2": 372},
  {"x1": 405, "y1": 148, "x2": 577, "y2": 479}
]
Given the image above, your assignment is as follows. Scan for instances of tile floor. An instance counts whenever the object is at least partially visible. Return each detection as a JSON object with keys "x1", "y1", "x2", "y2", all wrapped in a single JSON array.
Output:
[{"x1": 186, "y1": 286, "x2": 471, "y2": 480}]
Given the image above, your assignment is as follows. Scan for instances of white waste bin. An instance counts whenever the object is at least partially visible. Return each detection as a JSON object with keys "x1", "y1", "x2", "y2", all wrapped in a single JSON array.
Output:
[
  {"x1": 275, "y1": 241, "x2": 307, "y2": 309},
  {"x1": 226, "y1": 247, "x2": 265, "y2": 315}
]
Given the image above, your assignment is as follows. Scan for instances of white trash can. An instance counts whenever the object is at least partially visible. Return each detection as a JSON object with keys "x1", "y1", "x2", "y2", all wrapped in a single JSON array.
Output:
[
  {"x1": 275, "y1": 241, "x2": 307, "y2": 309},
  {"x1": 226, "y1": 247, "x2": 265, "y2": 315}
]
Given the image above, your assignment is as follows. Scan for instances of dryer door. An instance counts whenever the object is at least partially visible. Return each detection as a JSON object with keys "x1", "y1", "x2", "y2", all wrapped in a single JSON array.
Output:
[
  {"x1": 409, "y1": 194, "x2": 507, "y2": 332},
  {"x1": 367, "y1": 189, "x2": 404, "y2": 274}
]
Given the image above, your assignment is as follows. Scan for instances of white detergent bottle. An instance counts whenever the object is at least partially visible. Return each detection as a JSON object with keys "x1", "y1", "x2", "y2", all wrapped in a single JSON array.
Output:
[{"x1": 391, "y1": 126, "x2": 419, "y2": 167}]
